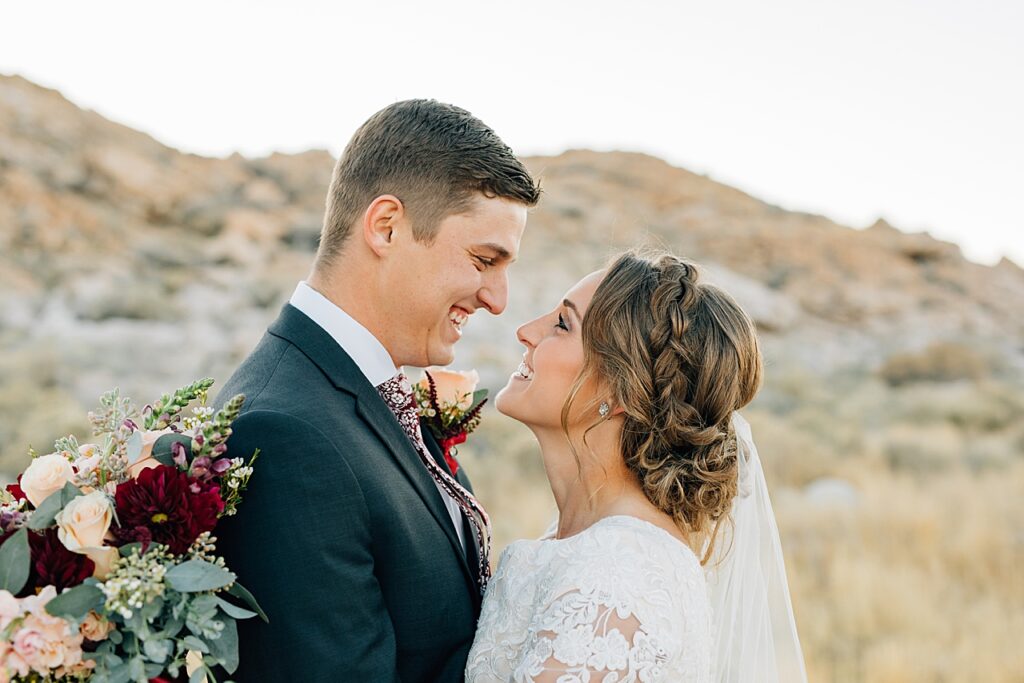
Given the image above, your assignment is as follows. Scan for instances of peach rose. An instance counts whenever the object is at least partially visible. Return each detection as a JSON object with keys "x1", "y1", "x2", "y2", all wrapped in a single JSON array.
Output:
[
  {"x1": 55, "y1": 491, "x2": 112, "y2": 551},
  {"x1": 79, "y1": 612, "x2": 113, "y2": 642},
  {"x1": 11, "y1": 627, "x2": 44, "y2": 666},
  {"x1": 127, "y1": 429, "x2": 173, "y2": 478},
  {"x1": 83, "y1": 547, "x2": 119, "y2": 580},
  {"x1": 418, "y1": 368, "x2": 480, "y2": 410},
  {"x1": 21, "y1": 454, "x2": 75, "y2": 508}
]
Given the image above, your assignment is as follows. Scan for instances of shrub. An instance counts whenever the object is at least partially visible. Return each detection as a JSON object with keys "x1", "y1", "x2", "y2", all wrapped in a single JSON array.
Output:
[{"x1": 879, "y1": 342, "x2": 989, "y2": 386}]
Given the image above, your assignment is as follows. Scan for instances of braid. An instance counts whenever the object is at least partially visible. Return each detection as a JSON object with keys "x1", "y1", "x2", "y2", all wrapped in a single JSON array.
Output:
[{"x1": 577, "y1": 250, "x2": 763, "y2": 563}]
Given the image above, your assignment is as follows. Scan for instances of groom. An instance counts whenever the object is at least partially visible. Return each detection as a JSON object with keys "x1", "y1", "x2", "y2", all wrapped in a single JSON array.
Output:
[{"x1": 215, "y1": 100, "x2": 540, "y2": 681}]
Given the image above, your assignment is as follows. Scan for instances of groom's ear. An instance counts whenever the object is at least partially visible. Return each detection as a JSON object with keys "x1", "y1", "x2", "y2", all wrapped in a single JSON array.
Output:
[{"x1": 361, "y1": 195, "x2": 405, "y2": 257}]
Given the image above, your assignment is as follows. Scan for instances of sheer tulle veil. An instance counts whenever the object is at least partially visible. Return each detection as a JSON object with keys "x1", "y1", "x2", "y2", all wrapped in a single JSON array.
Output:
[{"x1": 703, "y1": 412, "x2": 809, "y2": 682}]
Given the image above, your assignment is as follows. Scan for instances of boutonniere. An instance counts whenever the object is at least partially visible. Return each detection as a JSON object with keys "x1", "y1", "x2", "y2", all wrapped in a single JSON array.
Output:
[{"x1": 413, "y1": 368, "x2": 487, "y2": 476}]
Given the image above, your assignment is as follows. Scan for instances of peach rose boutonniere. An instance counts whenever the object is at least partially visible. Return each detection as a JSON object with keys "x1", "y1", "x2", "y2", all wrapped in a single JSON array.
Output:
[{"x1": 413, "y1": 368, "x2": 488, "y2": 476}]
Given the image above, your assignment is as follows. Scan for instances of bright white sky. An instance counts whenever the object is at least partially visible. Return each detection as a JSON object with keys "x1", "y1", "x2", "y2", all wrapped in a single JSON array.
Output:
[{"x1": 2, "y1": 0, "x2": 1021, "y2": 265}]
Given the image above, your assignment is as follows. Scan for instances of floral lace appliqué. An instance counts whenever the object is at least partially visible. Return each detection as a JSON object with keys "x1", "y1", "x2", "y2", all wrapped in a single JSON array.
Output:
[{"x1": 466, "y1": 516, "x2": 712, "y2": 683}]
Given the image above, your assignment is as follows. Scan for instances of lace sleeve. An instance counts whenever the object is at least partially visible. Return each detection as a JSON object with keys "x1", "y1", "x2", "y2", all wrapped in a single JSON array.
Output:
[{"x1": 513, "y1": 587, "x2": 669, "y2": 682}]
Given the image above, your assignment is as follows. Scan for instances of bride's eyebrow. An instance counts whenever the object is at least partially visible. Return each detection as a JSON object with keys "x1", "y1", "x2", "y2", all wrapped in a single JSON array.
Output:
[{"x1": 562, "y1": 299, "x2": 580, "y2": 319}]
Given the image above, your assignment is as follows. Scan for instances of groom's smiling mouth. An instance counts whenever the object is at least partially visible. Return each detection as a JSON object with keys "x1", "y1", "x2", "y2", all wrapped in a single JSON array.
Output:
[{"x1": 448, "y1": 306, "x2": 470, "y2": 337}]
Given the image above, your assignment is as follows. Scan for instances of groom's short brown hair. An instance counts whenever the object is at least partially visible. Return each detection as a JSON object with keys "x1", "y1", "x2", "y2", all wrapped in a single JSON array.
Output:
[{"x1": 316, "y1": 99, "x2": 541, "y2": 267}]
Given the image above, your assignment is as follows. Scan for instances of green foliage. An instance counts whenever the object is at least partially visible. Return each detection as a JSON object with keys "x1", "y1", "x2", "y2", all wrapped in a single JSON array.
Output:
[
  {"x1": 166, "y1": 560, "x2": 236, "y2": 593},
  {"x1": 145, "y1": 378, "x2": 216, "y2": 430},
  {"x1": 45, "y1": 582, "x2": 105, "y2": 621},
  {"x1": 0, "y1": 527, "x2": 30, "y2": 594},
  {"x1": 27, "y1": 481, "x2": 84, "y2": 530}
]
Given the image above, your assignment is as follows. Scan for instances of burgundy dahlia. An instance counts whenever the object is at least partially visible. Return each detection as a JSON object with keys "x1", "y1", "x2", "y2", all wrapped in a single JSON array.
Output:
[
  {"x1": 28, "y1": 527, "x2": 95, "y2": 593},
  {"x1": 113, "y1": 464, "x2": 224, "y2": 554},
  {"x1": 6, "y1": 475, "x2": 27, "y2": 502}
]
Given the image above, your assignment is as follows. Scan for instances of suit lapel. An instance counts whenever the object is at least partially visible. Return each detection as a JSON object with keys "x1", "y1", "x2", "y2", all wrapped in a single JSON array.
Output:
[{"x1": 268, "y1": 305, "x2": 475, "y2": 592}]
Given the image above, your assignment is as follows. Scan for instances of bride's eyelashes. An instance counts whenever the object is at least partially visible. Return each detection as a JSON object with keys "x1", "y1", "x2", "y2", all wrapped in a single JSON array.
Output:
[{"x1": 555, "y1": 312, "x2": 569, "y2": 332}]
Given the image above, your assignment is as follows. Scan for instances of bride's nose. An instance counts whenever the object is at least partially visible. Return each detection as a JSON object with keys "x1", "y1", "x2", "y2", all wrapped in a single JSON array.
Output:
[{"x1": 516, "y1": 316, "x2": 543, "y2": 349}]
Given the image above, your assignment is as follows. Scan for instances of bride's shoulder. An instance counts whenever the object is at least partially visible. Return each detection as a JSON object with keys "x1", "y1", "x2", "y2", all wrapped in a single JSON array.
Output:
[
  {"x1": 519, "y1": 515, "x2": 705, "y2": 590},
  {"x1": 584, "y1": 515, "x2": 704, "y2": 574}
]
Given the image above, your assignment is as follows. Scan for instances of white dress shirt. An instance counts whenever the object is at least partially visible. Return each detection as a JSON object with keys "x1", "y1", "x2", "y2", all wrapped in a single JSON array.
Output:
[{"x1": 289, "y1": 282, "x2": 465, "y2": 548}]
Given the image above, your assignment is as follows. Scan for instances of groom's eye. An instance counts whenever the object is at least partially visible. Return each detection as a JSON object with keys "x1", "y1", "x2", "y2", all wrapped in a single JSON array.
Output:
[{"x1": 473, "y1": 255, "x2": 495, "y2": 270}]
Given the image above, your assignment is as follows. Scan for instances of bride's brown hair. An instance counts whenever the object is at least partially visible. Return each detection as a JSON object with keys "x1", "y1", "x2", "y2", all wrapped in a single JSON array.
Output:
[{"x1": 561, "y1": 250, "x2": 763, "y2": 563}]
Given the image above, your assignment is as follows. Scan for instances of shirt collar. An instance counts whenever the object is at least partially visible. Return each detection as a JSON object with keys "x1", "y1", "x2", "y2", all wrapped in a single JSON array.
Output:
[{"x1": 288, "y1": 281, "x2": 399, "y2": 387}]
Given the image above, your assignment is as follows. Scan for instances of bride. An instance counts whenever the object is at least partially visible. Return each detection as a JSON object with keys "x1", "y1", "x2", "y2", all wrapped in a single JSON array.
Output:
[{"x1": 465, "y1": 250, "x2": 807, "y2": 682}]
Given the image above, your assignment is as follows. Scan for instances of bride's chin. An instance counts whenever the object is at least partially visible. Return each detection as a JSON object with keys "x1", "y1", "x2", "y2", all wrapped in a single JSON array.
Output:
[{"x1": 494, "y1": 387, "x2": 524, "y2": 421}]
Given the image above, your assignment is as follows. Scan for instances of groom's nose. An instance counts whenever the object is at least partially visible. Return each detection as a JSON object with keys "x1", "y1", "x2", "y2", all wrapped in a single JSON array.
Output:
[{"x1": 477, "y1": 270, "x2": 509, "y2": 315}]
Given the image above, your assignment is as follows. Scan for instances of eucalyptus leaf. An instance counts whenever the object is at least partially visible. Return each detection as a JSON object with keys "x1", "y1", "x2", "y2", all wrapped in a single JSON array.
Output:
[
  {"x1": 0, "y1": 527, "x2": 30, "y2": 594},
  {"x1": 152, "y1": 433, "x2": 193, "y2": 467},
  {"x1": 166, "y1": 560, "x2": 236, "y2": 593},
  {"x1": 128, "y1": 655, "x2": 146, "y2": 682},
  {"x1": 189, "y1": 668, "x2": 208, "y2": 683},
  {"x1": 125, "y1": 429, "x2": 144, "y2": 465},
  {"x1": 468, "y1": 389, "x2": 489, "y2": 412},
  {"x1": 106, "y1": 659, "x2": 132, "y2": 683},
  {"x1": 143, "y1": 638, "x2": 172, "y2": 664},
  {"x1": 105, "y1": 661, "x2": 134, "y2": 683},
  {"x1": 226, "y1": 580, "x2": 268, "y2": 623},
  {"x1": 213, "y1": 595, "x2": 257, "y2": 620},
  {"x1": 27, "y1": 481, "x2": 83, "y2": 530},
  {"x1": 119, "y1": 542, "x2": 143, "y2": 558},
  {"x1": 45, "y1": 583, "x2": 104, "y2": 620},
  {"x1": 206, "y1": 614, "x2": 239, "y2": 674},
  {"x1": 182, "y1": 635, "x2": 209, "y2": 653},
  {"x1": 153, "y1": 615, "x2": 185, "y2": 640}
]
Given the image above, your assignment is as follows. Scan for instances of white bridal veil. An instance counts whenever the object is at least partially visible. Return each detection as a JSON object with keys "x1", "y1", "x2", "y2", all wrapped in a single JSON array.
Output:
[{"x1": 704, "y1": 413, "x2": 809, "y2": 683}]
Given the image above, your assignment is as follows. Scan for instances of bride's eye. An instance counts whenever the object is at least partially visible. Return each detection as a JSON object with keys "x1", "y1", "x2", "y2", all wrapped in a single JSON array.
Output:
[{"x1": 555, "y1": 313, "x2": 569, "y2": 331}]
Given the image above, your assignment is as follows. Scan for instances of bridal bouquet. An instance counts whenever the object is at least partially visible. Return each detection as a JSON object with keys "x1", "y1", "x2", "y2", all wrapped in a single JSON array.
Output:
[
  {"x1": 413, "y1": 369, "x2": 487, "y2": 476},
  {"x1": 0, "y1": 379, "x2": 262, "y2": 683}
]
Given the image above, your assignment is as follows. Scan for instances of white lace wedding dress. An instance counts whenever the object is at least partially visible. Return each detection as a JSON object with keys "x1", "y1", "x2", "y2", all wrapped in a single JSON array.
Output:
[{"x1": 465, "y1": 515, "x2": 712, "y2": 682}]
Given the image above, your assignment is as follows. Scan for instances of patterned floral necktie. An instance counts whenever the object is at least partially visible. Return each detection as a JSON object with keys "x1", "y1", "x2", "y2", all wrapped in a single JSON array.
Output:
[{"x1": 376, "y1": 373, "x2": 492, "y2": 595}]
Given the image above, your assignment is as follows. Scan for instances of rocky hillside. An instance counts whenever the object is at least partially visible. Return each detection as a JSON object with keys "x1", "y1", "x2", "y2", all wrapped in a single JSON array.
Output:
[{"x1": 1, "y1": 72, "x2": 1022, "y2": 466}]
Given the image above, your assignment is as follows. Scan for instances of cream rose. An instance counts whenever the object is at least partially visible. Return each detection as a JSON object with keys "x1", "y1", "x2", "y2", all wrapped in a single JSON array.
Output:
[
  {"x1": 127, "y1": 429, "x2": 173, "y2": 479},
  {"x1": 79, "y1": 611, "x2": 113, "y2": 642},
  {"x1": 56, "y1": 491, "x2": 112, "y2": 552},
  {"x1": 418, "y1": 368, "x2": 480, "y2": 410},
  {"x1": 186, "y1": 650, "x2": 207, "y2": 681},
  {"x1": 21, "y1": 454, "x2": 75, "y2": 508}
]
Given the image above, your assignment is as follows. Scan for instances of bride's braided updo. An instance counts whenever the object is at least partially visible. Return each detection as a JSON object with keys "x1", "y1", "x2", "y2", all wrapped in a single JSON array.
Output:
[{"x1": 567, "y1": 251, "x2": 763, "y2": 561}]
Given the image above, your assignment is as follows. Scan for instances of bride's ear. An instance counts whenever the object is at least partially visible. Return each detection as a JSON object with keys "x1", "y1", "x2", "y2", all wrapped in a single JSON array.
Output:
[{"x1": 362, "y1": 195, "x2": 404, "y2": 257}]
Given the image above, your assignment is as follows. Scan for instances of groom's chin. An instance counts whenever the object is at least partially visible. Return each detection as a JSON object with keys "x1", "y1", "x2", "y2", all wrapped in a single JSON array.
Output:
[{"x1": 426, "y1": 348, "x2": 456, "y2": 368}]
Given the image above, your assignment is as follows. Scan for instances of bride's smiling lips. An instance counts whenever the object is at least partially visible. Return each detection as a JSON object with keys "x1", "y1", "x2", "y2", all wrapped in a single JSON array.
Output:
[{"x1": 512, "y1": 355, "x2": 534, "y2": 382}]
